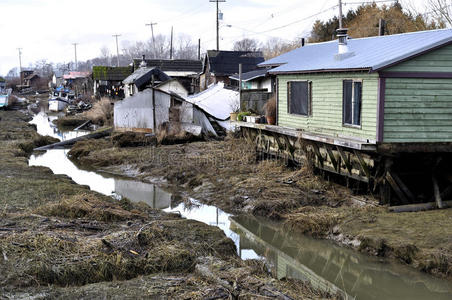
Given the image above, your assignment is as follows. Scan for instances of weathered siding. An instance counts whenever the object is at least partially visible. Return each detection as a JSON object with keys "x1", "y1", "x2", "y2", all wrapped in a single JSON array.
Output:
[
  {"x1": 383, "y1": 77, "x2": 452, "y2": 142},
  {"x1": 386, "y1": 43, "x2": 452, "y2": 72},
  {"x1": 278, "y1": 72, "x2": 378, "y2": 141},
  {"x1": 114, "y1": 89, "x2": 171, "y2": 131}
]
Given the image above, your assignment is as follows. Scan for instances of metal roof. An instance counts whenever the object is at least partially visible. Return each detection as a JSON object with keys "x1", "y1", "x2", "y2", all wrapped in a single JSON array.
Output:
[
  {"x1": 260, "y1": 29, "x2": 452, "y2": 74},
  {"x1": 229, "y1": 68, "x2": 268, "y2": 82}
]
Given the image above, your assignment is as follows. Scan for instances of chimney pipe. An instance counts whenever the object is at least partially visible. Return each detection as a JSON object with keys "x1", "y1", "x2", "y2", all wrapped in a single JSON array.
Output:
[
  {"x1": 139, "y1": 55, "x2": 147, "y2": 68},
  {"x1": 337, "y1": 28, "x2": 349, "y2": 54}
]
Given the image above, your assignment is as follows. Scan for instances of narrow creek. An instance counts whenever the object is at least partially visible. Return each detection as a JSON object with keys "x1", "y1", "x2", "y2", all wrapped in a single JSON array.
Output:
[{"x1": 28, "y1": 110, "x2": 452, "y2": 300}]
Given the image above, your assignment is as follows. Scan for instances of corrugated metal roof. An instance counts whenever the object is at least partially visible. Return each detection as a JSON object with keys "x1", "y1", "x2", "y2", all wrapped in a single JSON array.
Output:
[
  {"x1": 229, "y1": 68, "x2": 268, "y2": 82},
  {"x1": 260, "y1": 29, "x2": 452, "y2": 74}
]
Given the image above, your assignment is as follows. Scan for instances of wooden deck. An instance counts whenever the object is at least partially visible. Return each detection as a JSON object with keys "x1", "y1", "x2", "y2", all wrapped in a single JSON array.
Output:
[{"x1": 232, "y1": 121, "x2": 377, "y2": 152}]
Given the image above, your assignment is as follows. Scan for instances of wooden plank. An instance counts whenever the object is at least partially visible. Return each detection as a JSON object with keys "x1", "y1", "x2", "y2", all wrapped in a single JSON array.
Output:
[
  {"x1": 389, "y1": 200, "x2": 452, "y2": 212},
  {"x1": 386, "y1": 171, "x2": 409, "y2": 204},
  {"x1": 325, "y1": 146, "x2": 338, "y2": 172},
  {"x1": 432, "y1": 176, "x2": 444, "y2": 209},
  {"x1": 354, "y1": 150, "x2": 371, "y2": 180},
  {"x1": 336, "y1": 147, "x2": 352, "y2": 175},
  {"x1": 390, "y1": 172, "x2": 415, "y2": 202}
]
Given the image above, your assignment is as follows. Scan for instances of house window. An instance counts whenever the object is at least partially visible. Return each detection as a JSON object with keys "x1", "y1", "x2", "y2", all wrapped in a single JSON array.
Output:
[
  {"x1": 288, "y1": 81, "x2": 311, "y2": 116},
  {"x1": 343, "y1": 80, "x2": 362, "y2": 127}
]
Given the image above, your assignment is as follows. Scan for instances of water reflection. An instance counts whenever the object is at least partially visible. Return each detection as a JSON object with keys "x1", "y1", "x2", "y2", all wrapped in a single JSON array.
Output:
[
  {"x1": 28, "y1": 111, "x2": 452, "y2": 300},
  {"x1": 29, "y1": 111, "x2": 88, "y2": 141},
  {"x1": 230, "y1": 215, "x2": 452, "y2": 300},
  {"x1": 28, "y1": 149, "x2": 260, "y2": 260}
]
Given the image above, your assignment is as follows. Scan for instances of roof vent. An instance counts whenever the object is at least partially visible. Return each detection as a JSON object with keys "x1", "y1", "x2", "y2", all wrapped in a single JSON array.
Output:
[
  {"x1": 140, "y1": 55, "x2": 147, "y2": 68},
  {"x1": 335, "y1": 28, "x2": 355, "y2": 61},
  {"x1": 337, "y1": 28, "x2": 349, "y2": 54}
]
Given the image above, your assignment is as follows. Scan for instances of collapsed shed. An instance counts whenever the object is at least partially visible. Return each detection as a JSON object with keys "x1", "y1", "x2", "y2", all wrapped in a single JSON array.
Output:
[{"x1": 114, "y1": 87, "x2": 216, "y2": 136}]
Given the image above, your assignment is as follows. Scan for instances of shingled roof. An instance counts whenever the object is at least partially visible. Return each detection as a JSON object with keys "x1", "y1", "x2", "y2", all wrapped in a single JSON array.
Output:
[
  {"x1": 132, "y1": 59, "x2": 202, "y2": 73},
  {"x1": 204, "y1": 50, "x2": 265, "y2": 76},
  {"x1": 93, "y1": 66, "x2": 133, "y2": 81}
]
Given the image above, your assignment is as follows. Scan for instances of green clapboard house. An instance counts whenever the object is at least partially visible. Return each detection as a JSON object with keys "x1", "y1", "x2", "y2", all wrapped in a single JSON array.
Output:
[{"x1": 260, "y1": 28, "x2": 452, "y2": 146}]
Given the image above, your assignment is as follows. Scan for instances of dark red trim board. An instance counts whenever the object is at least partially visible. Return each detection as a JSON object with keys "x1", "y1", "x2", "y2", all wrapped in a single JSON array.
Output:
[{"x1": 377, "y1": 77, "x2": 386, "y2": 143}]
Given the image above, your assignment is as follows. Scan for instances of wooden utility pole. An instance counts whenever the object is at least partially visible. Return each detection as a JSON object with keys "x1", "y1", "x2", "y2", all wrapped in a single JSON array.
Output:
[
  {"x1": 338, "y1": 0, "x2": 343, "y2": 29},
  {"x1": 379, "y1": 19, "x2": 386, "y2": 36},
  {"x1": 17, "y1": 48, "x2": 22, "y2": 85},
  {"x1": 198, "y1": 39, "x2": 201, "y2": 60},
  {"x1": 112, "y1": 34, "x2": 121, "y2": 67},
  {"x1": 170, "y1": 26, "x2": 173, "y2": 60},
  {"x1": 209, "y1": 0, "x2": 226, "y2": 50},
  {"x1": 145, "y1": 22, "x2": 158, "y2": 56},
  {"x1": 72, "y1": 43, "x2": 78, "y2": 70}
]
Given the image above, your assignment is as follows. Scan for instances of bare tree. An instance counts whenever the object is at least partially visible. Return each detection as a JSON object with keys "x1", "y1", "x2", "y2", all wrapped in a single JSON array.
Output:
[
  {"x1": 233, "y1": 38, "x2": 261, "y2": 52},
  {"x1": 174, "y1": 33, "x2": 197, "y2": 59},
  {"x1": 6, "y1": 67, "x2": 19, "y2": 78},
  {"x1": 427, "y1": 0, "x2": 452, "y2": 26},
  {"x1": 260, "y1": 37, "x2": 299, "y2": 59}
]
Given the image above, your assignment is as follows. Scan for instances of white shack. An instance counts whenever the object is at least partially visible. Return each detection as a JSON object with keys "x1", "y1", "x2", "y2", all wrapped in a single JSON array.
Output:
[{"x1": 114, "y1": 87, "x2": 216, "y2": 135}]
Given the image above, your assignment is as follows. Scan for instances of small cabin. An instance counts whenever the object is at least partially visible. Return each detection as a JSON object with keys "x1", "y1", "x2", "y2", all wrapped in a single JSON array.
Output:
[{"x1": 260, "y1": 28, "x2": 452, "y2": 147}]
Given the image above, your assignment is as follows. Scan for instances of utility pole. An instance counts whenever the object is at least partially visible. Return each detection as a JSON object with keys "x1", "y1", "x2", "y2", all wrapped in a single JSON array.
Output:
[
  {"x1": 338, "y1": 0, "x2": 343, "y2": 29},
  {"x1": 170, "y1": 26, "x2": 173, "y2": 60},
  {"x1": 17, "y1": 48, "x2": 22, "y2": 85},
  {"x1": 72, "y1": 43, "x2": 78, "y2": 71},
  {"x1": 113, "y1": 34, "x2": 121, "y2": 67},
  {"x1": 209, "y1": 0, "x2": 226, "y2": 51},
  {"x1": 145, "y1": 22, "x2": 157, "y2": 57},
  {"x1": 198, "y1": 38, "x2": 201, "y2": 60}
]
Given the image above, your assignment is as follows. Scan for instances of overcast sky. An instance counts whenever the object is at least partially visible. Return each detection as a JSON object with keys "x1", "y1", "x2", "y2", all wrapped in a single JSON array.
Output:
[{"x1": 0, "y1": 0, "x2": 427, "y2": 76}]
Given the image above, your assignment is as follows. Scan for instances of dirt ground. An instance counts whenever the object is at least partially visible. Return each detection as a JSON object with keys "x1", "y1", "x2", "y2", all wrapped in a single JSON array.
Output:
[
  {"x1": 0, "y1": 111, "x2": 334, "y2": 299},
  {"x1": 69, "y1": 132, "x2": 452, "y2": 280}
]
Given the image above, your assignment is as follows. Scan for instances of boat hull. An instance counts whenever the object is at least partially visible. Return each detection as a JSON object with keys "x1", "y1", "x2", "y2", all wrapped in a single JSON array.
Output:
[
  {"x1": 0, "y1": 95, "x2": 8, "y2": 108},
  {"x1": 48, "y1": 99, "x2": 69, "y2": 112}
]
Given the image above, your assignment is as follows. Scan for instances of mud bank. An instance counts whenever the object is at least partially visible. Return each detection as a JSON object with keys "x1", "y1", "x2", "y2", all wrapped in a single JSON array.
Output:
[
  {"x1": 0, "y1": 111, "x2": 332, "y2": 299},
  {"x1": 70, "y1": 135, "x2": 452, "y2": 280}
]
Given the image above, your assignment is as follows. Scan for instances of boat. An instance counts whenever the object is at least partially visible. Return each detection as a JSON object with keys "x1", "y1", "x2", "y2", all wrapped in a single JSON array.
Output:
[
  {"x1": 0, "y1": 88, "x2": 11, "y2": 109},
  {"x1": 48, "y1": 88, "x2": 75, "y2": 112}
]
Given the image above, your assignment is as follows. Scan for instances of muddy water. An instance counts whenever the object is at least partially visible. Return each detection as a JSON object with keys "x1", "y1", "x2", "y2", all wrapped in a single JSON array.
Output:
[{"x1": 28, "y1": 112, "x2": 452, "y2": 300}]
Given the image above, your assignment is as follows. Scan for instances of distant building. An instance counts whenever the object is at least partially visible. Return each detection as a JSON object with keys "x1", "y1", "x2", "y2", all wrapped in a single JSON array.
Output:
[
  {"x1": 123, "y1": 67, "x2": 170, "y2": 98},
  {"x1": 132, "y1": 57, "x2": 202, "y2": 94},
  {"x1": 199, "y1": 50, "x2": 265, "y2": 91},
  {"x1": 63, "y1": 71, "x2": 92, "y2": 95},
  {"x1": 92, "y1": 66, "x2": 133, "y2": 99}
]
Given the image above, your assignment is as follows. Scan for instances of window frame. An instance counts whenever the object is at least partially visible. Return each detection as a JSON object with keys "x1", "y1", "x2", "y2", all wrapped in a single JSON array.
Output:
[
  {"x1": 287, "y1": 80, "x2": 312, "y2": 117},
  {"x1": 342, "y1": 79, "x2": 363, "y2": 129}
]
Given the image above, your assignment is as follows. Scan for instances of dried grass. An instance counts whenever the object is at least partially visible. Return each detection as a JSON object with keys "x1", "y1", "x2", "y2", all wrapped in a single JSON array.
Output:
[
  {"x1": 35, "y1": 193, "x2": 145, "y2": 222},
  {"x1": 82, "y1": 97, "x2": 114, "y2": 126}
]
